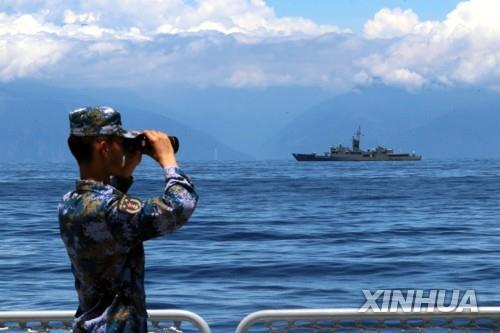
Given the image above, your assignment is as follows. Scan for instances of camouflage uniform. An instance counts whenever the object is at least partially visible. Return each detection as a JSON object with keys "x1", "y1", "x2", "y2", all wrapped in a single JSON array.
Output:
[{"x1": 58, "y1": 107, "x2": 198, "y2": 333}]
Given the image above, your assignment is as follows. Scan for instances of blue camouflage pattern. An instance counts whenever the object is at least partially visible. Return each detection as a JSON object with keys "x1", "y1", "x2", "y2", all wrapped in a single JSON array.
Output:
[
  {"x1": 58, "y1": 167, "x2": 198, "y2": 333},
  {"x1": 69, "y1": 106, "x2": 134, "y2": 137}
]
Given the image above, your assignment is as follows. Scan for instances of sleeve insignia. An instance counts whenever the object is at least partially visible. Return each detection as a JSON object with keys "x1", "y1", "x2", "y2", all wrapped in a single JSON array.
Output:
[{"x1": 118, "y1": 196, "x2": 142, "y2": 214}]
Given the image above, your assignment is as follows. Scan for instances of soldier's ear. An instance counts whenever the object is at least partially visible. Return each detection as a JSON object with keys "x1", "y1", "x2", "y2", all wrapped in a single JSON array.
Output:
[{"x1": 94, "y1": 137, "x2": 109, "y2": 157}]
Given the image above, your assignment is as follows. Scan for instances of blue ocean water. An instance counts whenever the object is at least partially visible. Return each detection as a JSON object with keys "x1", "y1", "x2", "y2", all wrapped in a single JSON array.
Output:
[{"x1": 1, "y1": 160, "x2": 499, "y2": 332}]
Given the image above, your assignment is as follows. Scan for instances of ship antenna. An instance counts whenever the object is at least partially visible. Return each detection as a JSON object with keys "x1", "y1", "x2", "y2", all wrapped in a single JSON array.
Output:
[{"x1": 352, "y1": 126, "x2": 362, "y2": 151}]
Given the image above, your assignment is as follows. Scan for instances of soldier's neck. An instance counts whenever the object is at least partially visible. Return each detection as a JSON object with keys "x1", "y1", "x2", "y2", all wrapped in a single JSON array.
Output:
[{"x1": 79, "y1": 162, "x2": 110, "y2": 184}]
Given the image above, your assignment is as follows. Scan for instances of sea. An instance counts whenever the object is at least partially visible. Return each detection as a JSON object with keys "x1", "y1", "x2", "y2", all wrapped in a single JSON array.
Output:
[{"x1": 1, "y1": 159, "x2": 500, "y2": 332}]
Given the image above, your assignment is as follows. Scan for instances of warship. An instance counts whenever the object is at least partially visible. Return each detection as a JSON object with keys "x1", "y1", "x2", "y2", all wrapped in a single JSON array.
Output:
[{"x1": 292, "y1": 127, "x2": 421, "y2": 161}]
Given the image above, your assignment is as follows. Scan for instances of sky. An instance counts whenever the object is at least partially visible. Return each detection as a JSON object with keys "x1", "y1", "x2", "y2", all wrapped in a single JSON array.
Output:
[
  {"x1": 1, "y1": 0, "x2": 499, "y2": 93},
  {"x1": 266, "y1": 0, "x2": 463, "y2": 30}
]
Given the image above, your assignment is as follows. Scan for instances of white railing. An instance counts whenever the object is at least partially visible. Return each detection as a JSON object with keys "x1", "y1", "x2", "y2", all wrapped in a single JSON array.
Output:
[
  {"x1": 0, "y1": 309, "x2": 211, "y2": 333},
  {"x1": 235, "y1": 307, "x2": 500, "y2": 333},
  {"x1": 4, "y1": 307, "x2": 500, "y2": 333}
]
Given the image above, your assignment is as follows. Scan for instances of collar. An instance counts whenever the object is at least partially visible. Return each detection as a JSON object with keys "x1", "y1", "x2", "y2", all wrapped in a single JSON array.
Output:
[{"x1": 76, "y1": 179, "x2": 116, "y2": 193}]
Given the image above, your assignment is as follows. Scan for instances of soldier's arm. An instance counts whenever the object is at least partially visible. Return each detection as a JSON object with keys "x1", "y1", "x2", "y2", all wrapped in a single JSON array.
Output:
[{"x1": 105, "y1": 167, "x2": 198, "y2": 245}]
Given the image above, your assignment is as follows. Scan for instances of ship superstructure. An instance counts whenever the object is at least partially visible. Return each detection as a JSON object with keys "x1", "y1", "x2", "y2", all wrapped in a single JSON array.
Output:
[{"x1": 292, "y1": 127, "x2": 421, "y2": 161}]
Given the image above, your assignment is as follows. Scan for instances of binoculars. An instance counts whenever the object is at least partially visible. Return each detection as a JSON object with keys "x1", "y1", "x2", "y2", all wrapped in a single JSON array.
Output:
[{"x1": 123, "y1": 134, "x2": 179, "y2": 155}]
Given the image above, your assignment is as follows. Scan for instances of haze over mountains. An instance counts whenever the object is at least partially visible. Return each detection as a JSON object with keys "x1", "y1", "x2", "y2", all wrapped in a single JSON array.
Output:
[
  {"x1": 0, "y1": 82, "x2": 251, "y2": 162},
  {"x1": 1, "y1": 82, "x2": 499, "y2": 161},
  {"x1": 262, "y1": 86, "x2": 500, "y2": 159}
]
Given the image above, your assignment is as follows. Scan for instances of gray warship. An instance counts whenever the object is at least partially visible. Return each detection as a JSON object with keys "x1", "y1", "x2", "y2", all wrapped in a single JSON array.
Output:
[{"x1": 292, "y1": 127, "x2": 421, "y2": 161}]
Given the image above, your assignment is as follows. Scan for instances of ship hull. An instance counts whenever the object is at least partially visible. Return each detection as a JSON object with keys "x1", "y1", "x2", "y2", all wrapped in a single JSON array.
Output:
[{"x1": 292, "y1": 153, "x2": 421, "y2": 161}]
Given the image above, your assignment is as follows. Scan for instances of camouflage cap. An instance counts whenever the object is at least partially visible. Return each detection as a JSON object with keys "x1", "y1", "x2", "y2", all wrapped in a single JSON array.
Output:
[{"x1": 69, "y1": 106, "x2": 136, "y2": 138}]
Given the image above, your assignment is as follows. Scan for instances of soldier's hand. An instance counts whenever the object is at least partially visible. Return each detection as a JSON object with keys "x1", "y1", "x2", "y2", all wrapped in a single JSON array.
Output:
[{"x1": 143, "y1": 130, "x2": 178, "y2": 167}]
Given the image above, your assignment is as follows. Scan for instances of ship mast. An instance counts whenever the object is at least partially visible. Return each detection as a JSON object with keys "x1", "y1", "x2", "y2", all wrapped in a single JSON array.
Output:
[{"x1": 352, "y1": 126, "x2": 361, "y2": 151}]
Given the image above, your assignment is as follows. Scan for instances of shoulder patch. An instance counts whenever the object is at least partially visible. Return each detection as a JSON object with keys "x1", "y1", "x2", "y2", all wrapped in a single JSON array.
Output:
[{"x1": 118, "y1": 196, "x2": 142, "y2": 214}]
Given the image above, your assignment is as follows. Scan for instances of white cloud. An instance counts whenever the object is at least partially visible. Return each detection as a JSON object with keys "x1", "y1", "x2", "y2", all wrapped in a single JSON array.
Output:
[
  {"x1": 225, "y1": 65, "x2": 292, "y2": 87},
  {"x1": 364, "y1": 8, "x2": 419, "y2": 39},
  {"x1": 0, "y1": 0, "x2": 500, "y2": 91},
  {"x1": 360, "y1": 0, "x2": 500, "y2": 89},
  {"x1": 87, "y1": 42, "x2": 126, "y2": 55},
  {"x1": 63, "y1": 10, "x2": 98, "y2": 25},
  {"x1": 360, "y1": 54, "x2": 426, "y2": 89},
  {"x1": 0, "y1": 13, "x2": 68, "y2": 81},
  {"x1": 0, "y1": 35, "x2": 68, "y2": 81},
  {"x1": 153, "y1": 0, "x2": 344, "y2": 37},
  {"x1": 1, "y1": 0, "x2": 344, "y2": 37},
  {"x1": 0, "y1": 12, "x2": 56, "y2": 35},
  {"x1": 0, "y1": 0, "x2": 346, "y2": 83}
]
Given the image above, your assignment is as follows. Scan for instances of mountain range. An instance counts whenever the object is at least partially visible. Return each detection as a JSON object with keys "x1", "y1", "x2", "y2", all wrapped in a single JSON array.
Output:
[
  {"x1": 1, "y1": 82, "x2": 499, "y2": 161},
  {"x1": 0, "y1": 82, "x2": 251, "y2": 162},
  {"x1": 262, "y1": 86, "x2": 500, "y2": 159}
]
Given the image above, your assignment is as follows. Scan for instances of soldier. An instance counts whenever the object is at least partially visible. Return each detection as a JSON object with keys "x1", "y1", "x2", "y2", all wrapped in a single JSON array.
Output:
[{"x1": 58, "y1": 106, "x2": 198, "y2": 333}]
